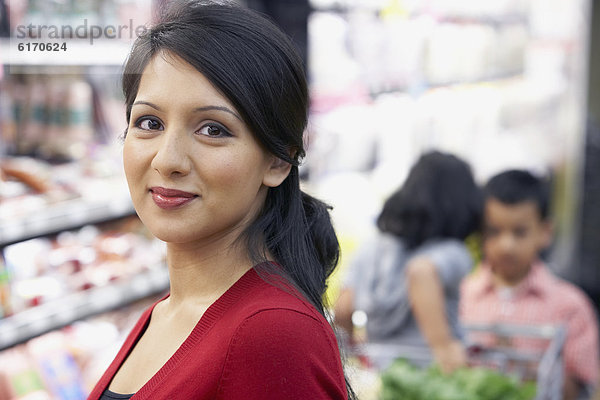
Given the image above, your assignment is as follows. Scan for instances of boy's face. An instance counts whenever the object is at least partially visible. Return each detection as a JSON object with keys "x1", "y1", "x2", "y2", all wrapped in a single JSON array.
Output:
[{"x1": 483, "y1": 198, "x2": 552, "y2": 285}]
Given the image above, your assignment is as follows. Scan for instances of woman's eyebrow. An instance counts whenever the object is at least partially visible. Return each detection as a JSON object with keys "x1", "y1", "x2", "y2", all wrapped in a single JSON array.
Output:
[
  {"x1": 132, "y1": 100, "x2": 162, "y2": 111},
  {"x1": 194, "y1": 106, "x2": 242, "y2": 121},
  {"x1": 132, "y1": 101, "x2": 242, "y2": 121}
]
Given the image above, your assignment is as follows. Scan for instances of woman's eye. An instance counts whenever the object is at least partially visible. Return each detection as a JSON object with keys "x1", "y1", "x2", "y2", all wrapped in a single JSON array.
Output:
[
  {"x1": 136, "y1": 117, "x2": 164, "y2": 131},
  {"x1": 197, "y1": 123, "x2": 232, "y2": 138}
]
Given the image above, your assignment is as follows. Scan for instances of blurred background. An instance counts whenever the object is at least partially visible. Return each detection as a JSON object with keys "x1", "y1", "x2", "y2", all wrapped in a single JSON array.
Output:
[{"x1": 0, "y1": 0, "x2": 599, "y2": 398}]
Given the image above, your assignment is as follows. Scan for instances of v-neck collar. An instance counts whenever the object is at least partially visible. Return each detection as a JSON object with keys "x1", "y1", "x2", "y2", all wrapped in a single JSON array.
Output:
[{"x1": 103, "y1": 267, "x2": 263, "y2": 399}]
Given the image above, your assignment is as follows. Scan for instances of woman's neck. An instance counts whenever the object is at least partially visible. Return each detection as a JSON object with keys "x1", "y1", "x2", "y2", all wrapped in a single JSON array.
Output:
[{"x1": 163, "y1": 238, "x2": 254, "y2": 312}]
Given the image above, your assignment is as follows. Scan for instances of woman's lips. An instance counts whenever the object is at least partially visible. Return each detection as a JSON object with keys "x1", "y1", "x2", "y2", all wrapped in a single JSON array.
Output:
[{"x1": 150, "y1": 187, "x2": 198, "y2": 209}]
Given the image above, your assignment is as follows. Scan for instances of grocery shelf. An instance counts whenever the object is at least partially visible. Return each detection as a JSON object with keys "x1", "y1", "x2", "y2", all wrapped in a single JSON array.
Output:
[
  {"x1": 0, "y1": 196, "x2": 136, "y2": 246},
  {"x1": 368, "y1": 71, "x2": 525, "y2": 98},
  {"x1": 0, "y1": 266, "x2": 169, "y2": 350},
  {"x1": 310, "y1": 0, "x2": 387, "y2": 12},
  {"x1": 309, "y1": 1, "x2": 529, "y2": 24}
]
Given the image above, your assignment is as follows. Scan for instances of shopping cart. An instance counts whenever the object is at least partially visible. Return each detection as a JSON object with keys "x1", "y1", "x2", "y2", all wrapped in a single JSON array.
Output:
[
  {"x1": 463, "y1": 323, "x2": 566, "y2": 400},
  {"x1": 347, "y1": 323, "x2": 566, "y2": 400}
]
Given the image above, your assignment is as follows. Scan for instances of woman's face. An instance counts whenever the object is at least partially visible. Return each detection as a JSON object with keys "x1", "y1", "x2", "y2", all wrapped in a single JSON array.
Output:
[{"x1": 123, "y1": 52, "x2": 288, "y2": 246}]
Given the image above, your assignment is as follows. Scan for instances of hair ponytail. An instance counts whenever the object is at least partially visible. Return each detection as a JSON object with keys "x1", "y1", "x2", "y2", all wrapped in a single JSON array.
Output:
[
  {"x1": 246, "y1": 165, "x2": 339, "y2": 316},
  {"x1": 302, "y1": 190, "x2": 340, "y2": 281},
  {"x1": 247, "y1": 167, "x2": 357, "y2": 400}
]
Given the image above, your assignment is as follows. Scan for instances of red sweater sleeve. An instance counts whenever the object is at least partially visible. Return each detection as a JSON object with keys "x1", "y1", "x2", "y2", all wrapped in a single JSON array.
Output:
[{"x1": 216, "y1": 309, "x2": 348, "y2": 399}]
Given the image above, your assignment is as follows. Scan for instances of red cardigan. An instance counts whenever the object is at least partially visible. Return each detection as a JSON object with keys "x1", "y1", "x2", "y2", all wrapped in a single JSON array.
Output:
[{"x1": 88, "y1": 268, "x2": 348, "y2": 399}]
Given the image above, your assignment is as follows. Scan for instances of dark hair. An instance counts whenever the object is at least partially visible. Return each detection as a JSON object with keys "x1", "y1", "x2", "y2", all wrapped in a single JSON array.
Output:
[
  {"x1": 484, "y1": 169, "x2": 550, "y2": 219},
  {"x1": 377, "y1": 151, "x2": 482, "y2": 249},
  {"x1": 122, "y1": 2, "x2": 355, "y2": 396}
]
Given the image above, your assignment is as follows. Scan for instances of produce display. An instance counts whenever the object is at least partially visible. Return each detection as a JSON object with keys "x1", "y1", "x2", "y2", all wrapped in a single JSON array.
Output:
[{"x1": 380, "y1": 359, "x2": 536, "y2": 400}]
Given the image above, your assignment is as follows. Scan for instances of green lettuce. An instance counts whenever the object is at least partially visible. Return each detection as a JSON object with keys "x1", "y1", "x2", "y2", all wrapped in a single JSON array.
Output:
[{"x1": 379, "y1": 359, "x2": 536, "y2": 400}]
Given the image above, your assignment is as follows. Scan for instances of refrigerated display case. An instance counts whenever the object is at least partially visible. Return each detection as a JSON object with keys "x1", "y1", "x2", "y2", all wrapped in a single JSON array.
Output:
[{"x1": 0, "y1": 1, "x2": 169, "y2": 398}]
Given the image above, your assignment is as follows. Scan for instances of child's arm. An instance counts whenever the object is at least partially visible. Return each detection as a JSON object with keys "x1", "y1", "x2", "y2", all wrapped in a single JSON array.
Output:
[
  {"x1": 334, "y1": 288, "x2": 356, "y2": 342},
  {"x1": 407, "y1": 257, "x2": 466, "y2": 374}
]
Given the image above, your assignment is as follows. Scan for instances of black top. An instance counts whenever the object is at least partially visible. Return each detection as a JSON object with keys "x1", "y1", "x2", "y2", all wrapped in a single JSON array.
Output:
[{"x1": 99, "y1": 389, "x2": 134, "y2": 400}]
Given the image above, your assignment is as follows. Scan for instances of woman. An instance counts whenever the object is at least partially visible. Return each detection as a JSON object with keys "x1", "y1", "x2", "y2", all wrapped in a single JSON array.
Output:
[
  {"x1": 334, "y1": 151, "x2": 482, "y2": 373},
  {"x1": 88, "y1": 2, "x2": 353, "y2": 399}
]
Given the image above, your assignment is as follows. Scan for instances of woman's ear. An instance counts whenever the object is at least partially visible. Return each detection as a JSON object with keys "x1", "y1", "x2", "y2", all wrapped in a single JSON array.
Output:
[{"x1": 263, "y1": 156, "x2": 292, "y2": 188}]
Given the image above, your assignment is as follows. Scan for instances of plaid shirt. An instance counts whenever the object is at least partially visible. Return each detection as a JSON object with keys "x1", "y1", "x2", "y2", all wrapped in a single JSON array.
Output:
[{"x1": 460, "y1": 261, "x2": 599, "y2": 385}]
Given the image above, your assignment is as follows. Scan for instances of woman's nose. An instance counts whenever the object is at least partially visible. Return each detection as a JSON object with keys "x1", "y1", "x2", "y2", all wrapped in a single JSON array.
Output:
[{"x1": 150, "y1": 130, "x2": 192, "y2": 178}]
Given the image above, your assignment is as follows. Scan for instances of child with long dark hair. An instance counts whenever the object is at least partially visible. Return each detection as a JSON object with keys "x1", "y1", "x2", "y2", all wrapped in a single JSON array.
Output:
[
  {"x1": 88, "y1": 1, "x2": 354, "y2": 398},
  {"x1": 335, "y1": 151, "x2": 481, "y2": 373}
]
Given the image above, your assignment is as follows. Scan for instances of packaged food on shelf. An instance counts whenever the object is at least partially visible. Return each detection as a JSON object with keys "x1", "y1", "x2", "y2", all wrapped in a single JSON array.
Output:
[
  {"x1": 424, "y1": 22, "x2": 527, "y2": 85},
  {"x1": 0, "y1": 346, "x2": 52, "y2": 400},
  {"x1": 0, "y1": 81, "x2": 17, "y2": 155},
  {"x1": 66, "y1": 296, "x2": 160, "y2": 393},
  {"x1": 1, "y1": 216, "x2": 165, "y2": 316},
  {"x1": 0, "y1": 255, "x2": 10, "y2": 319},
  {"x1": 425, "y1": 0, "x2": 530, "y2": 20},
  {"x1": 2, "y1": 76, "x2": 95, "y2": 161},
  {"x1": 0, "y1": 155, "x2": 134, "y2": 246},
  {"x1": 0, "y1": 157, "x2": 79, "y2": 205},
  {"x1": 26, "y1": 332, "x2": 87, "y2": 400},
  {"x1": 0, "y1": 296, "x2": 158, "y2": 400}
]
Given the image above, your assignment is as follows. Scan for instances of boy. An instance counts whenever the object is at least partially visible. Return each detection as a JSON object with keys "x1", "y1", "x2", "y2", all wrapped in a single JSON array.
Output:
[{"x1": 460, "y1": 170, "x2": 599, "y2": 400}]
